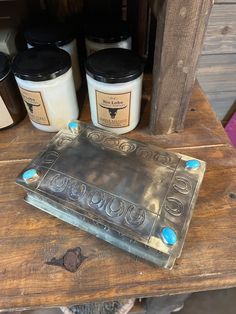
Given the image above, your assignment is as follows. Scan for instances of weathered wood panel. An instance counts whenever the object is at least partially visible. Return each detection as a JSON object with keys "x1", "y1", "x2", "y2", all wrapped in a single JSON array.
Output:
[
  {"x1": 205, "y1": 91, "x2": 236, "y2": 121},
  {"x1": 197, "y1": 53, "x2": 236, "y2": 120},
  {"x1": 202, "y1": 4, "x2": 236, "y2": 54},
  {"x1": 150, "y1": 0, "x2": 213, "y2": 134},
  {"x1": 198, "y1": 73, "x2": 236, "y2": 93},
  {"x1": 198, "y1": 53, "x2": 236, "y2": 69},
  {"x1": 197, "y1": 2, "x2": 236, "y2": 121},
  {"x1": 215, "y1": 0, "x2": 236, "y2": 3},
  {"x1": 197, "y1": 54, "x2": 236, "y2": 93}
]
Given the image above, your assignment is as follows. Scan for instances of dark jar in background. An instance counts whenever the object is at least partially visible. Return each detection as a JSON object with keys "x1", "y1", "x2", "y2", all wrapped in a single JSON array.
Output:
[
  {"x1": 0, "y1": 52, "x2": 26, "y2": 130},
  {"x1": 85, "y1": 21, "x2": 132, "y2": 56}
]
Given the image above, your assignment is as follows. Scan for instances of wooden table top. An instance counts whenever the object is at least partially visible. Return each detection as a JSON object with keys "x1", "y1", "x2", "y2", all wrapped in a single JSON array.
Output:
[{"x1": 1, "y1": 79, "x2": 236, "y2": 310}]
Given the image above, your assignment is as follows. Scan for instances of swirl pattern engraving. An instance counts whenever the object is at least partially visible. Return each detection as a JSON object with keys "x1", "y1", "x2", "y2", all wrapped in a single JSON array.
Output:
[
  {"x1": 119, "y1": 142, "x2": 136, "y2": 153},
  {"x1": 86, "y1": 130, "x2": 177, "y2": 168},
  {"x1": 125, "y1": 206, "x2": 145, "y2": 227},
  {"x1": 164, "y1": 197, "x2": 183, "y2": 217},
  {"x1": 40, "y1": 170, "x2": 148, "y2": 236},
  {"x1": 136, "y1": 147, "x2": 153, "y2": 160},
  {"x1": 56, "y1": 136, "x2": 73, "y2": 148},
  {"x1": 42, "y1": 151, "x2": 59, "y2": 164},
  {"x1": 87, "y1": 131, "x2": 104, "y2": 143},
  {"x1": 105, "y1": 197, "x2": 125, "y2": 218},
  {"x1": 49, "y1": 174, "x2": 68, "y2": 192},
  {"x1": 103, "y1": 137, "x2": 120, "y2": 148},
  {"x1": 67, "y1": 181, "x2": 86, "y2": 201},
  {"x1": 88, "y1": 191, "x2": 106, "y2": 210},
  {"x1": 153, "y1": 153, "x2": 171, "y2": 165},
  {"x1": 173, "y1": 176, "x2": 192, "y2": 195}
]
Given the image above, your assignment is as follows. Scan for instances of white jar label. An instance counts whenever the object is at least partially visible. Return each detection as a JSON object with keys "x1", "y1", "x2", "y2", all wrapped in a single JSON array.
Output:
[
  {"x1": 19, "y1": 88, "x2": 50, "y2": 125},
  {"x1": 0, "y1": 95, "x2": 13, "y2": 128},
  {"x1": 96, "y1": 90, "x2": 131, "y2": 128}
]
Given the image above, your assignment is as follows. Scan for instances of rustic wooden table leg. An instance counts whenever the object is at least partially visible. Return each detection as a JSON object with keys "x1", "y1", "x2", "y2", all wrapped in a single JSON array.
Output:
[{"x1": 149, "y1": 0, "x2": 213, "y2": 134}]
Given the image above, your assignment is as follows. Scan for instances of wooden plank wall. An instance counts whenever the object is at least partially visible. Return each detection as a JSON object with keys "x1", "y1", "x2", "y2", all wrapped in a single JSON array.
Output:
[{"x1": 197, "y1": 0, "x2": 236, "y2": 123}]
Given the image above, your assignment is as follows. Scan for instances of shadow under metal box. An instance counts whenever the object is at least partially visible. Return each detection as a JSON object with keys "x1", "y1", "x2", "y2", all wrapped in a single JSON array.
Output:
[{"x1": 16, "y1": 121, "x2": 206, "y2": 269}]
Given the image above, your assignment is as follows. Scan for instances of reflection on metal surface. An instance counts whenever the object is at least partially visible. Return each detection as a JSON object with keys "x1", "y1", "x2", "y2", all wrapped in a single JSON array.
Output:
[{"x1": 16, "y1": 121, "x2": 206, "y2": 269}]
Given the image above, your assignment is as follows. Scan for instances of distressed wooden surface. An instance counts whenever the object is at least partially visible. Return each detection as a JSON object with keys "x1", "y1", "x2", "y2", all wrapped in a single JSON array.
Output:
[
  {"x1": 1, "y1": 80, "x2": 236, "y2": 310},
  {"x1": 197, "y1": 43, "x2": 236, "y2": 123},
  {"x1": 215, "y1": 0, "x2": 236, "y2": 3},
  {"x1": 202, "y1": 4, "x2": 236, "y2": 55},
  {"x1": 196, "y1": 1, "x2": 236, "y2": 123},
  {"x1": 204, "y1": 92, "x2": 236, "y2": 121},
  {"x1": 197, "y1": 54, "x2": 236, "y2": 120},
  {"x1": 150, "y1": 0, "x2": 213, "y2": 134}
]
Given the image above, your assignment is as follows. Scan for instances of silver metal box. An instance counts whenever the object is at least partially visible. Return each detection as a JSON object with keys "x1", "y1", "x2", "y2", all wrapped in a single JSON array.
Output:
[{"x1": 16, "y1": 122, "x2": 206, "y2": 269}]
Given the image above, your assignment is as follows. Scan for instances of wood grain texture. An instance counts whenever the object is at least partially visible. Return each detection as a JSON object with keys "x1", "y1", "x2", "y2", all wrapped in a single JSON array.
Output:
[
  {"x1": 197, "y1": 53, "x2": 236, "y2": 120},
  {"x1": 204, "y1": 91, "x2": 236, "y2": 121},
  {"x1": 198, "y1": 54, "x2": 236, "y2": 70},
  {"x1": 197, "y1": 54, "x2": 236, "y2": 92},
  {"x1": 202, "y1": 4, "x2": 236, "y2": 54},
  {"x1": 215, "y1": 0, "x2": 236, "y2": 3},
  {"x1": 150, "y1": 0, "x2": 213, "y2": 134},
  {"x1": 1, "y1": 78, "x2": 236, "y2": 310},
  {"x1": 197, "y1": 56, "x2": 236, "y2": 93}
]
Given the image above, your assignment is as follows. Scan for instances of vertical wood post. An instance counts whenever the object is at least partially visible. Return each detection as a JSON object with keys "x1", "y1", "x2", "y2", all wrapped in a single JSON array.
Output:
[{"x1": 149, "y1": 0, "x2": 214, "y2": 135}]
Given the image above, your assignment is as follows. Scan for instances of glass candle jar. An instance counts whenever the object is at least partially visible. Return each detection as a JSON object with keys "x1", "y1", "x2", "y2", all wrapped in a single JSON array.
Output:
[
  {"x1": 25, "y1": 22, "x2": 81, "y2": 90},
  {"x1": 85, "y1": 21, "x2": 131, "y2": 56},
  {"x1": 85, "y1": 48, "x2": 143, "y2": 134},
  {"x1": 0, "y1": 52, "x2": 26, "y2": 130},
  {"x1": 12, "y1": 47, "x2": 79, "y2": 132}
]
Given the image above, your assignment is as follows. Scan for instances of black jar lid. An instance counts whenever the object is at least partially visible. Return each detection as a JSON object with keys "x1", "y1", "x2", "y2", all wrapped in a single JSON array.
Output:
[
  {"x1": 85, "y1": 48, "x2": 143, "y2": 83},
  {"x1": 85, "y1": 21, "x2": 130, "y2": 44},
  {"x1": 25, "y1": 22, "x2": 74, "y2": 47},
  {"x1": 12, "y1": 47, "x2": 71, "y2": 82},
  {"x1": 85, "y1": 48, "x2": 143, "y2": 84},
  {"x1": 0, "y1": 52, "x2": 10, "y2": 80}
]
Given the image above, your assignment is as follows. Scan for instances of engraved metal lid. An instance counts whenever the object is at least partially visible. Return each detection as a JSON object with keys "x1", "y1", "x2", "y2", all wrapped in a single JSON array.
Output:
[{"x1": 16, "y1": 121, "x2": 206, "y2": 269}]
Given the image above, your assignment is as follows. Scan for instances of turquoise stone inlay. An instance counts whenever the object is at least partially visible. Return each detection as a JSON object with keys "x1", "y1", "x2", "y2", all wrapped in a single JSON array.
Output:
[
  {"x1": 68, "y1": 121, "x2": 78, "y2": 130},
  {"x1": 185, "y1": 159, "x2": 201, "y2": 170},
  {"x1": 161, "y1": 227, "x2": 177, "y2": 246},
  {"x1": 22, "y1": 169, "x2": 38, "y2": 183}
]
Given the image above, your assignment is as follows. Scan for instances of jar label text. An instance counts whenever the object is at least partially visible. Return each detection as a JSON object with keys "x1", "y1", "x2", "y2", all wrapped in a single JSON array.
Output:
[
  {"x1": 0, "y1": 95, "x2": 13, "y2": 128},
  {"x1": 96, "y1": 90, "x2": 131, "y2": 128},
  {"x1": 19, "y1": 88, "x2": 50, "y2": 125}
]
